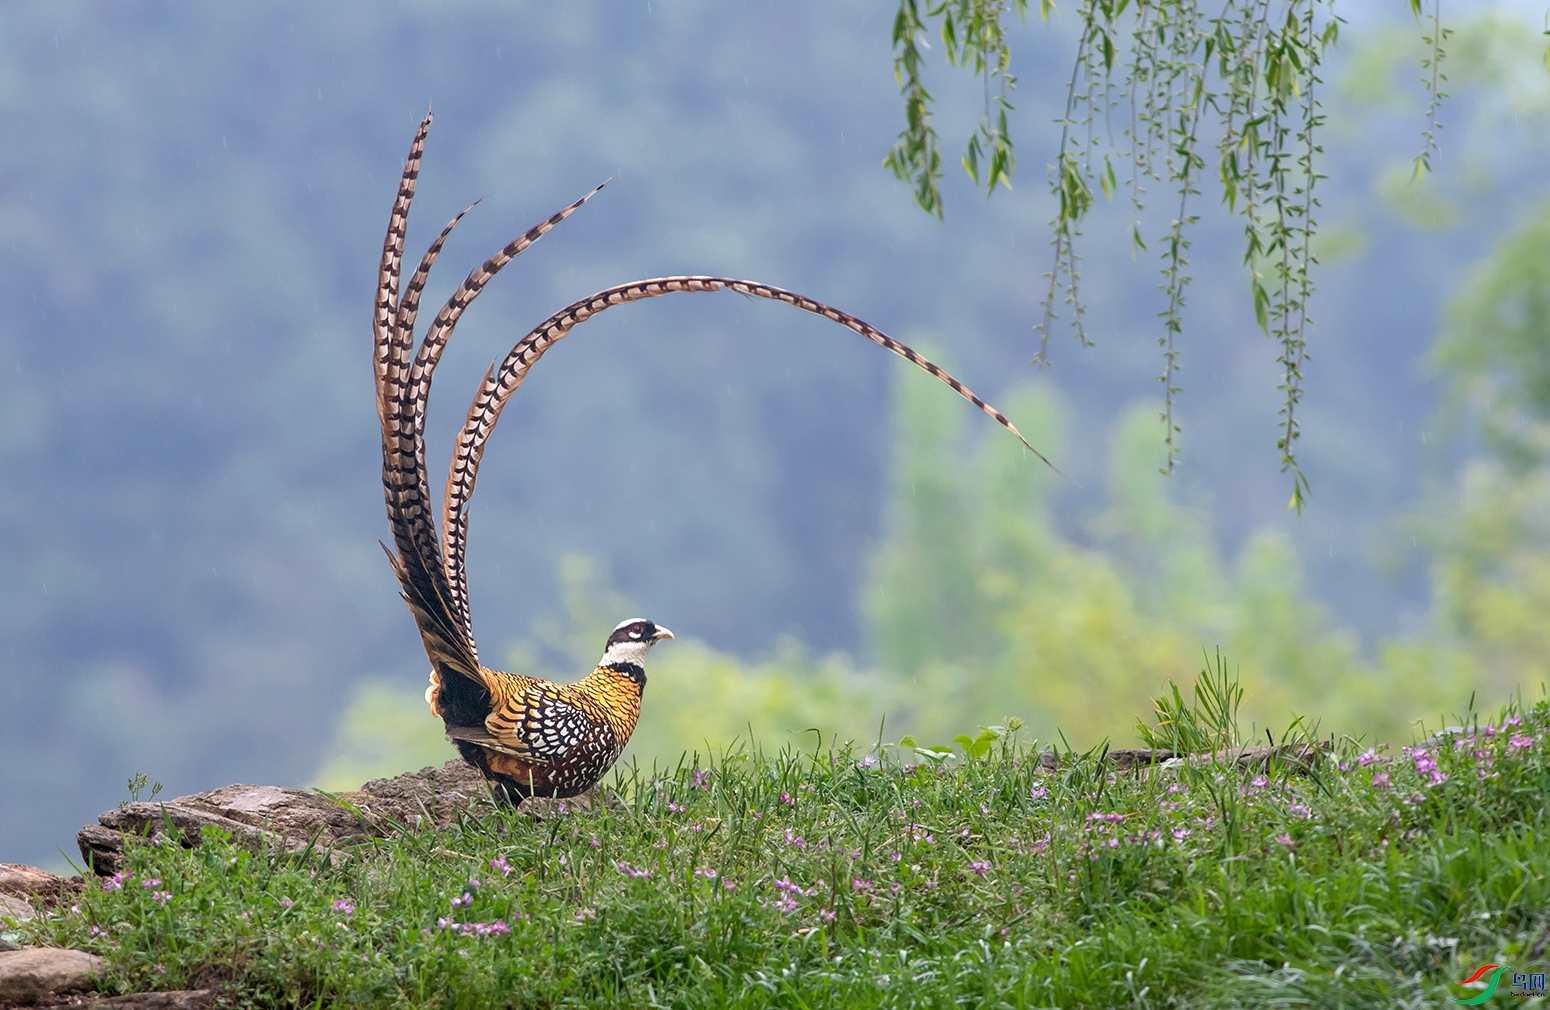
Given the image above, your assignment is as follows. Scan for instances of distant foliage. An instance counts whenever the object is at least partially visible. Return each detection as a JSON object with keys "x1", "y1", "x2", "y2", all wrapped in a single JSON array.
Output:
[{"x1": 1418, "y1": 197, "x2": 1550, "y2": 701}]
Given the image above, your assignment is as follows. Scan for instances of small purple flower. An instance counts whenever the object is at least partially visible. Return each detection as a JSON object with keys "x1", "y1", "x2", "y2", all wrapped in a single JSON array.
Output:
[
  {"x1": 1357, "y1": 748, "x2": 1380, "y2": 767},
  {"x1": 334, "y1": 900, "x2": 355, "y2": 916},
  {"x1": 1275, "y1": 834, "x2": 1296, "y2": 848},
  {"x1": 1172, "y1": 828, "x2": 1191, "y2": 841},
  {"x1": 575, "y1": 907, "x2": 597, "y2": 921},
  {"x1": 889, "y1": 851, "x2": 902, "y2": 862},
  {"x1": 490, "y1": 855, "x2": 512, "y2": 876},
  {"x1": 820, "y1": 907, "x2": 836, "y2": 921},
  {"x1": 141, "y1": 878, "x2": 162, "y2": 889},
  {"x1": 779, "y1": 791, "x2": 795, "y2": 806},
  {"x1": 1509, "y1": 734, "x2": 1535, "y2": 752},
  {"x1": 615, "y1": 861, "x2": 651, "y2": 880},
  {"x1": 1166, "y1": 783, "x2": 1188, "y2": 795},
  {"x1": 1287, "y1": 802, "x2": 1312, "y2": 819},
  {"x1": 856, "y1": 755, "x2": 879, "y2": 770},
  {"x1": 691, "y1": 769, "x2": 713, "y2": 789},
  {"x1": 450, "y1": 893, "x2": 473, "y2": 910},
  {"x1": 151, "y1": 891, "x2": 172, "y2": 906},
  {"x1": 88, "y1": 925, "x2": 103, "y2": 937},
  {"x1": 1503, "y1": 715, "x2": 1523, "y2": 729},
  {"x1": 774, "y1": 894, "x2": 798, "y2": 913},
  {"x1": 695, "y1": 867, "x2": 718, "y2": 880},
  {"x1": 968, "y1": 860, "x2": 990, "y2": 876},
  {"x1": 1028, "y1": 784, "x2": 1049, "y2": 801},
  {"x1": 1427, "y1": 769, "x2": 1450, "y2": 787},
  {"x1": 1371, "y1": 772, "x2": 1391, "y2": 789},
  {"x1": 784, "y1": 828, "x2": 807, "y2": 849},
  {"x1": 1405, "y1": 747, "x2": 1438, "y2": 775},
  {"x1": 666, "y1": 801, "x2": 684, "y2": 813},
  {"x1": 852, "y1": 878, "x2": 873, "y2": 891},
  {"x1": 773, "y1": 877, "x2": 808, "y2": 896}
]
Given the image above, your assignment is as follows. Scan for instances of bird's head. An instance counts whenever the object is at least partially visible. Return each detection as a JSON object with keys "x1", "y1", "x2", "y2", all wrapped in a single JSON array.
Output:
[{"x1": 600, "y1": 618, "x2": 674, "y2": 675}]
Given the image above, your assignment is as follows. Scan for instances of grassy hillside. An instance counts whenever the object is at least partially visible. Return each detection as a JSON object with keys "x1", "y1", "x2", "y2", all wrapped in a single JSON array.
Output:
[{"x1": 17, "y1": 677, "x2": 1550, "y2": 1008}]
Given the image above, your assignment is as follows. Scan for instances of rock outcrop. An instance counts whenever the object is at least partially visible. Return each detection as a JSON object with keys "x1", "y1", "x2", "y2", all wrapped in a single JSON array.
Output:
[
  {"x1": 77, "y1": 759, "x2": 492, "y2": 875},
  {"x1": 0, "y1": 947, "x2": 105, "y2": 1003},
  {"x1": 0, "y1": 866, "x2": 83, "y2": 913},
  {"x1": 76, "y1": 991, "x2": 216, "y2": 1009}
]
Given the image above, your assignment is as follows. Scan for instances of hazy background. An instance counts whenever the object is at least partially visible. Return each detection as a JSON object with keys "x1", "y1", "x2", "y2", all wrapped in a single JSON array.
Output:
[{"x1": 3, "y1": 1, "x2": 1549, "y2": 868}]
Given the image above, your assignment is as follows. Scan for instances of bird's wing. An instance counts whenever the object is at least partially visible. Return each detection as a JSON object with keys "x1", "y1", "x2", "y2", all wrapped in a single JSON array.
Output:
[
  {"x1": 440, "y1": 277, "x2": 1052, "y2": 571},
  {"x1": 470, "y1": 685, "x2": 608, "y2": 765}
]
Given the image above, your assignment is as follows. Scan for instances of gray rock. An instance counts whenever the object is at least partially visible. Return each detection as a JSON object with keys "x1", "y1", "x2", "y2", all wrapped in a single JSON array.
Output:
[
  {"x1": 78, "y1": 759, "x2": 493, "y2": 875},
  {"x1": 0, "y1": 946, "x2": 105, "y2": 1002},
  {"x1": 517, "y1": 786, "x2": 607, "y2": 821},
  {"x1": 0, "y1": 863, "x2": 84, "y2": 909},
  {"x1": 0, "y1": 894, "x2": 32, "y2": 923},
  {"x1": 79, "y1": 989, "x2": 216, "y2": 1009}
]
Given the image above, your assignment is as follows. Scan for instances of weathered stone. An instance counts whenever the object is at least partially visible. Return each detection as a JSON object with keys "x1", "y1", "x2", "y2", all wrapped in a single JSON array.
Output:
[
  {"x1": 0, "y1": 947, "x2": 105, "y2": 1002},
  {"x1": 517, "y1": 786, "x2": 608, "y2": 821},
  {"x1": 78, "y1": 759, "x2": 494, "y2": 875},
  {"x1": 1023, "y1": 741, "x2": 1327, "y2": 776},
  {"x1": 79, "y1": 989, "x2": 216, "y2": 1009},
  {"x1": 0, "y1": 939, "x2": 16, "y2": 954},
  {"x1": 0, "y1": 864, "x2": 84, "y2": 909},
  {"x1": 0, "y1": 895, "x2": 32, "y2": 924}
]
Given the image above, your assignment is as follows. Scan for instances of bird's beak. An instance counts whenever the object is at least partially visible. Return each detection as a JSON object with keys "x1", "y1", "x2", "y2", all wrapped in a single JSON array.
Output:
[{"x1": 653, "y1": 626, "x2": 675, "y2": 641}]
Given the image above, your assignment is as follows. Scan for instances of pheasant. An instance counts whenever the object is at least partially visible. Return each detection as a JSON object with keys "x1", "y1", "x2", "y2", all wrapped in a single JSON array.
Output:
[{"x1": 373, "y1": 110, "x2": 1047, "y2": 801}]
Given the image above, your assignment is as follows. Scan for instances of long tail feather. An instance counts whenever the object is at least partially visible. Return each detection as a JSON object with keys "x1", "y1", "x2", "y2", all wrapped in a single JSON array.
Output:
[
  {"x1": 375, "y1": 111, "x2": 484, "y2": 689},
  {"x1": 393, "y1": 183, "x2": 606, "y2": 636},
  {"x1": 375, "y1": 110, "x2": 432, "y2": 422},
  {"x1": 440, "y1": 277, "x2": 1054, "y2": 616}
]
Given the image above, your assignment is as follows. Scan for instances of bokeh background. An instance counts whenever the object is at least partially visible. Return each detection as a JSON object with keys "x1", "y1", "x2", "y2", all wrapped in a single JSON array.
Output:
[{"x1": 3, "y1": 1, "x2": 1549, "y2": 868}]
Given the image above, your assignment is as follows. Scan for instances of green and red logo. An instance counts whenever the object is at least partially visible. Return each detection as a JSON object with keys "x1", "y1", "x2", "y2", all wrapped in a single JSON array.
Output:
[{"x1": 1451, "y1": 964, "x2": 1546, "y2": 1003}]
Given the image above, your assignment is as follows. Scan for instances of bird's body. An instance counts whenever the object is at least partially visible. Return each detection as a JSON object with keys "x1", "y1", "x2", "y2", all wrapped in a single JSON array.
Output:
[
  {"x1": 426, "y1": 620, "x2": 669, "y2": 800},
  {"x1": 372, "y1": 110, "x2": 1042, "y2": 802}
]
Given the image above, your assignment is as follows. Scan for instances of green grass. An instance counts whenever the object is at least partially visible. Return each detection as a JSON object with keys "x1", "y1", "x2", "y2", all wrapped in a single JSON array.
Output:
[{"x1": 19, "y1": 686, "x2": 1550, "y2": 1008}]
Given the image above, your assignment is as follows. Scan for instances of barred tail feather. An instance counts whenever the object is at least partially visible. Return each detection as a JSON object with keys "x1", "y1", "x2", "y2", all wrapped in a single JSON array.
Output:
[
  {"x1": 375, "y1": 109, "x2": 432, "y2": 423},
  {"x1": 439, "y1": 277, "x2": 1053, "y2": 611},
  {"x1": 376, "y1": 133, "x2": 605, "y2": 676}
]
